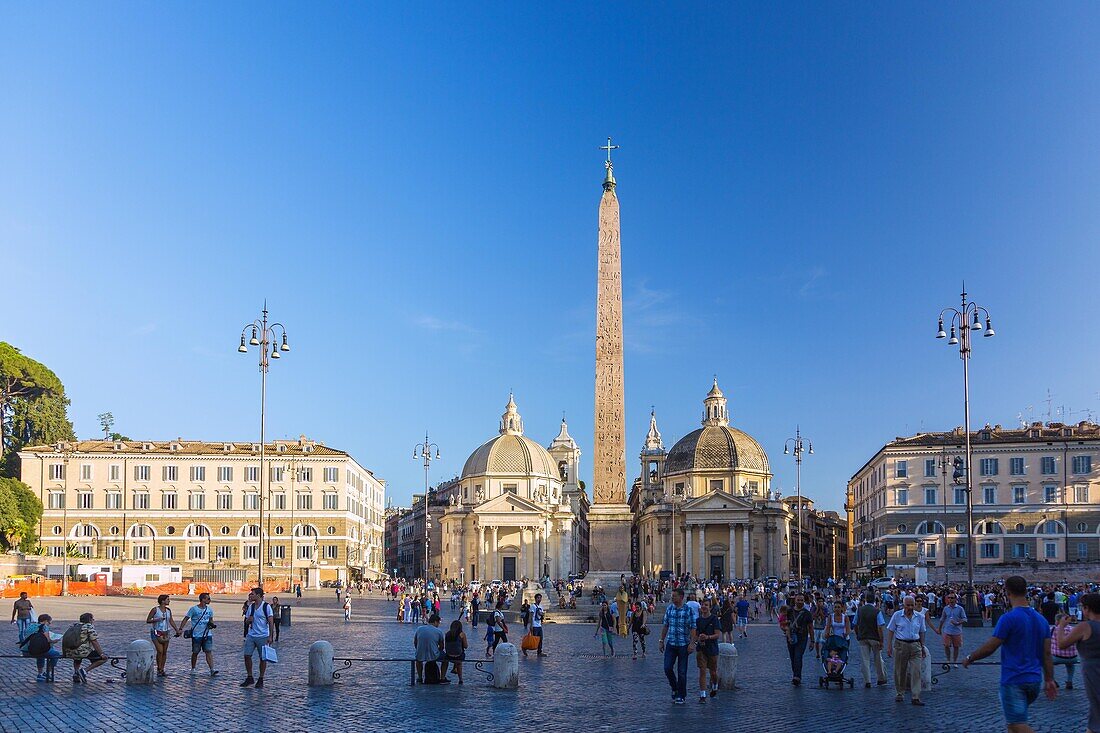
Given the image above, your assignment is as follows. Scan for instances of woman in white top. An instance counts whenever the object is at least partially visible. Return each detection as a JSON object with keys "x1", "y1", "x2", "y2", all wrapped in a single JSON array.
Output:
[{"x1": 146, "y1": 594, "x2": 179, "y2": 676}]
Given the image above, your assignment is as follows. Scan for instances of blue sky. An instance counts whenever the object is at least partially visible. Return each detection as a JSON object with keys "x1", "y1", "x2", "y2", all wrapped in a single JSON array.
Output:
[{"x1": 2, "y1": 5, "x2": 1099, "y2": 511}]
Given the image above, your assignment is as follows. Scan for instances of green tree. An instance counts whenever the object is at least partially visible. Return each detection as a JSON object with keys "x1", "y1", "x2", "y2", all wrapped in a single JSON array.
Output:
[
  {"x1": 0, "y1": 343, "x2": 74, "y2": 477},
  {"x1": 0, "y1": 477, "x2": 42, "y2": 552}
]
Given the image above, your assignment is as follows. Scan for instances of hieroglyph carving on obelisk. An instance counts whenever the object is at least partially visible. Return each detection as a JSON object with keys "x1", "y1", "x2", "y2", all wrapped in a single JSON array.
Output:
[{"x1": 593, "y1": 137, "x2": 627, "y2": 505}]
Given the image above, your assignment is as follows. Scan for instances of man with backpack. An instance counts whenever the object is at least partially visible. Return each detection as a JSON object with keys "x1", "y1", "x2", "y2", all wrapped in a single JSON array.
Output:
[
  {"x1": 240, "y1": 587, "x2": 275, "y2": 688},
  {"x1": 490, "y1": 604, "x2": 509, "y2": 650},
  {"x1": 19, "y1": 613, "x2": 61, "y2": 682},
  {"x1": 62, "y1": 612, "x2": 107, "y2": 684}
]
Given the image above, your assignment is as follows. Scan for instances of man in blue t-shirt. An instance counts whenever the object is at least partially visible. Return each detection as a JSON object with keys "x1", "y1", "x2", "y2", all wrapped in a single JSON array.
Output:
[
  {"x1": 964, "y1": 575, "x2": 1055, "y2": 732},
  {"x1": 735, "y1": 596, "x2": 751, "y2": 639}
]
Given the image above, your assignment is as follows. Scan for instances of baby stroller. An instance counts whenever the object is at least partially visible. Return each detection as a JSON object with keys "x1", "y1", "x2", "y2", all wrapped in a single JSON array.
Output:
[{"x1": 818, "y1": 635, "x2": 854, "y2": 689}]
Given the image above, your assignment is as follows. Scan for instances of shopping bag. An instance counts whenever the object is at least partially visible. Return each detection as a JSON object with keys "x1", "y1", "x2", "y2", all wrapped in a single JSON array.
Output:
[
  {"x1": 261, "y1": 645, "x2": 279, "y2": 663},
  {"x1": 521, "y1": 633, "x2": 539, "y2": 651}
]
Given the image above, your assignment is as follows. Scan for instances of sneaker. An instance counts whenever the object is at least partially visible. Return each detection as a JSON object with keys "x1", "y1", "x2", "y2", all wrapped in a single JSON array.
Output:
[
  {"x1": 253, "y1": 678, "x2": 264, "y2": 689},
  {"x1": 710, "y1": 686, "x2": 717, "y2": 698},
  {"x1": 698, "y1": 694, "x2": 706, "y2": 704},
  {"x1": 674, "y1": 698, "x2": 685, "y2": 705},
  {"x1": 35, "y1": 674, "x2": 46, "y2": 682},
  {"x1": 912, "y1": 699, "x2": 925, "y2": 707},
  {"x1": 895, "y1": 694, "x2": 904, "y2": 703},
  {"x1": 792, "y1": 677, "x2": 801, "y2": 686},
  {"x1": 210, "y1": 670, "x2": 219, "y2": 677},
  {"x1": 73, "y1": 674, "x2": 82, "y2": 685},
  {"x1": 240, "y1": 677, "x2": 255, "y2": 687},
  {"x1": 78, "y1": 669, "x2": 87, "y2": 684}
]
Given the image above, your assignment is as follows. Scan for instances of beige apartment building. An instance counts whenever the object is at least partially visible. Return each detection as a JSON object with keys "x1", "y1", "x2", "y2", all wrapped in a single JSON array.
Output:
[
  {"x1": 18, "y1": 435, "x2": 386, "y2": 585},
  {"x1": 847, "y1": 421, "x2": 1100, "y2": 580}
]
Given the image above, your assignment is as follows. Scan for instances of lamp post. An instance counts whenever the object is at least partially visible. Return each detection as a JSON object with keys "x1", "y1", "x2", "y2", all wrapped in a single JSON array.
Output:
[
  {"x1": 237, "y1": 301, "x2": 291, "y2": 587},
  {"x1": 286, "y1": 459, "x2": 298, "y2": 588},
  {"x1": 784, "y1": 427, "x2": 814, "y2": 583},
  {"x1": 668, "y1": 483, "x2": 685, "y2": 578},
  {"x1": 413, "y1": 432, "x2": 440, "y2": 582},
  {"x1": 936, "y1": 286, "x2": 995, "y2": 621},
  {"x1": 938, "y1": 441, "x2": 952, "y2": 584}
]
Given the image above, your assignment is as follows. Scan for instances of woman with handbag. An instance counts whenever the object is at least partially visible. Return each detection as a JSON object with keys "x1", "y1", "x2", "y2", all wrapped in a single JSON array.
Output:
[
  {"x1": 146, "y1": 594, "x2": 179, "y2": 677},
  {"x1": 630, "y1": 601, "x2": 649, "y2": 659},
  {"x1": 177, "y1": 592, "x2": 218, "y2": 676}
]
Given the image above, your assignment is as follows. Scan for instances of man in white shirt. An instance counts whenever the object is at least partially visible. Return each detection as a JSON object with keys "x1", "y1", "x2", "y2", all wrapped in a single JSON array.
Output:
[
  {"x1": 527, "y1": 592, "x2": 546, "y2": 657},
  {"x1": 886, "y1": 596, "x2": 927, "y2": 706},
  {"x1": 685, "y1": 593, "x2": 701, "y2": 616},
  {"x1": 241, "y1": 587, "x2": 275, "y2": 688}
]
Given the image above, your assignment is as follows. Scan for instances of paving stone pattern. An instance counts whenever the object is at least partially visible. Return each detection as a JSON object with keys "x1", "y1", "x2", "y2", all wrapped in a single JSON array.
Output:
[{"x1": 0, "y1": 594, "x2": 1088, "y2": 732}]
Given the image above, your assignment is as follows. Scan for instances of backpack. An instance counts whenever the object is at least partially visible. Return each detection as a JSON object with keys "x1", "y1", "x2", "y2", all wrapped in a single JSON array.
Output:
[
  {"x1": 19, "y1": 629, "x2": 50, "y2": 658},
  {"x1": 423, "y1": 660, "x2": 441, "y2": 684},
  {"x1": 61, "y1": 623, "x2": 84, "y2": 653}
]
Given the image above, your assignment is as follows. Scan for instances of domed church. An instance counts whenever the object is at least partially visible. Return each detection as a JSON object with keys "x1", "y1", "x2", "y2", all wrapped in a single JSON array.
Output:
[
  {"x1": 438, "y1": 395, "x2": 590, "y2": 583},
  {"x1": 630, "y1": 379, "x2": 792, "y2": 580}
]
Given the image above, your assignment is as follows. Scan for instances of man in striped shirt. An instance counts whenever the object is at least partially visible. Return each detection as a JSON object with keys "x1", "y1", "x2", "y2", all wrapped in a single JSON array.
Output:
[{"x1": 659, "y1": 588, "x2": 698, "y2": 704}]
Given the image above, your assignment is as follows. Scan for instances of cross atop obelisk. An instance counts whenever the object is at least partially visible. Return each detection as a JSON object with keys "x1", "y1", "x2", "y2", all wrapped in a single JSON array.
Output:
[{"x1": 588, "y1": 135, "x2": 632, "y2": 578}]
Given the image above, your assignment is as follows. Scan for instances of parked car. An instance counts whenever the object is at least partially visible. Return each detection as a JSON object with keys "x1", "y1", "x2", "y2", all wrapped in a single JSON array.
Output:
[{"x1": 869, "y1": 577, "x2": 897, "y2": 590}]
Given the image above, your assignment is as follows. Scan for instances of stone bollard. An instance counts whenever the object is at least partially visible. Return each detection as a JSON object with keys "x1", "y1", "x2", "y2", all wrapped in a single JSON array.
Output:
[
  {"x1": 717, "y1": 642, "x2": 738, "y2": 691},
  {"x1": 492, "y1": 642, "x2": 519, "y2": 689},
  {"x1": 126, "y1": 639, "x2": 156, "y2": 685},
  {"x1": 308, "y1": 640, "x2": 335, "y2": 686}
]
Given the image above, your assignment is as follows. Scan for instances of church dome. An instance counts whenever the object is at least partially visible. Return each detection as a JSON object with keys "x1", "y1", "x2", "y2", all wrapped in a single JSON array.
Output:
[
  {"x1": 460, "y1": 394, "x2": 561, "y2": 480},
  {"x1": 665, "y1": 425, "x2": 770, "y2": 474},
  {"x1": 663, "y1": 378, "x2": 770, "y2": 475}
]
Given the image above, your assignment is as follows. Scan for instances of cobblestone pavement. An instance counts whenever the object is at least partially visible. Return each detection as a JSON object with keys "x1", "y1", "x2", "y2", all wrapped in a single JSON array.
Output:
[{"x1": 0, "y1": 593, "x2": 1089, "y2": 732}]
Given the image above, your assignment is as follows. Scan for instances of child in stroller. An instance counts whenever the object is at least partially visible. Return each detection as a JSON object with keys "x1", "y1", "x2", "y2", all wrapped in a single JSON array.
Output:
[{"x1": 818, "y1": 635, "x2": 854, "y2": 689}]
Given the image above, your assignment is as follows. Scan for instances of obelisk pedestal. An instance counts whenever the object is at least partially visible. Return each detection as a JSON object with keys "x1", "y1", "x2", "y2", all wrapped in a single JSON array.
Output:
[{"x1": 587, "y1": 142, "x2": 634, "y2": 591}]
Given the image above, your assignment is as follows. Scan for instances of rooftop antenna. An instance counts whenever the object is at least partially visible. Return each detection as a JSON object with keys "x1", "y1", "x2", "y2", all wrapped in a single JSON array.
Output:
[{"x1": 1044, "y1": 389, "x2": 1054, "y2": 420}]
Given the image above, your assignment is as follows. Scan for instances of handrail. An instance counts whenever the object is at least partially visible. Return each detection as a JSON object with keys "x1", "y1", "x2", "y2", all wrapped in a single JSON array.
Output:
[{"x1": 332, "y1": 656, "x2": 495, "y2": 685}]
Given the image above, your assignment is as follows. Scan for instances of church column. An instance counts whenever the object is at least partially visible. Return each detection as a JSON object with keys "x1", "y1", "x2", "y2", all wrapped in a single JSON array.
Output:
[
  {"x1": 728, "y1": 523, "x2": 736, "y2": 580},
  {"x1": 538, "y1": 526, "x2": 545, "y2": 579},
  {"x1": 743, "y1": 524, "x2": 752, "y2": 579},
  {"x1": 491, "y1": 526, "x2": 499, "y2": 580},
  {"x1": 458, "y1": 526, "x2": 466, "y2": 580},
  {"x1": 685, "y1": 525, "x2": 693, "y2": 579},
  {"x1": 698, "y1": 524, "x2": 706, "y2": 578},
  {"x1": 478, "y1": 526, "x2": 485, "y2": 581}
]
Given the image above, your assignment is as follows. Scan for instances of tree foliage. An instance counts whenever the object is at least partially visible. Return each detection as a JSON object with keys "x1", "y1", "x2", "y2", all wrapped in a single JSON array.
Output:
[
  {"x1": 0, "y1": 342, "x2": 74, "y2": 477},
  {"x1": 0, "y1": 477, "x2": 43, "y2": 552}
]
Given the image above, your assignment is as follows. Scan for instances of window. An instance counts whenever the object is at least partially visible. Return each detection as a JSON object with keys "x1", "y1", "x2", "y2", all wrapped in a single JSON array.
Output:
[
  {"x1": 1079, "y1": 522, "x2": 1089, "y2": 532},
  {"x1": 190, "y1": 466, "x2": 206, "y2": 482},
  {"x1": 897, "y1": 524, "x2": 908, "y2": 534},
  {"x1": 924, "y1": 488, "x2": 937, "y2": 505},
  {"x1": 1044, "y1": 485, "x2": 1059, "y2": 503},
  {"x1": 952, "y1": 543, "x2": 967, "y2": 558},
  {"x1": 299, "y1": 467, "x2": 313, "y2": 482},
  {"x1": 983, "y1": 486, "x2": 997, "y2": 505},
  {"x1": 217, "y1": 493, "x2": 232, "y2": 510},
  {"x1": 273, "y1": 493, "x2": 286, "y2": 510},
  {"x1": 243, "y1": 544, "x2": 259, "y2": 561},
  {"x1": 710, "y1": 479, "x2": 723, "y2": 492},
  {"x1": 163, "y1": 465, "x2": 178, "y2": 482},
  {"x1": 162, "y1": 545, "x2": 176, "y2": 561},
  {"x1": 1038, "y1": 520, "x2": 1062, "y2": 534},
  {"x1": 954, "y1": 488, "x2": 967, "y2": 505},
  {"x1": 133, "y1": 545, "x2": 150, "y2": 561},
  {"x1": 297, "y1": 493, "x2": 312, "y2": 510},
  {"x1": 1041, "y1": 457, "x2": 1056, "y2": 475},
  {"x1": 109, "y1": 464, "x2": 121, "y2": 482},
  {"x1": 897, "y1": 543, "x2": 908, "y2": 558},
  {"x1": 925, "y1": 543, "x2": 937, "y2": 558},
  {"x1": 980, "y1": 543, "x2": 1000, "y2": 559},
  {"x1": 1073, "y1": 456, "x2": 1093, "y2": 475},
  {"x1": 323, "y1": 545, "x2": 338, "y2": 560},
  {"x1": 48, "y1": 491, "x2": 65, "y2": 509},
  {"x1": 245, "y1": 466, "x2": 259, "y2": 483},
  {"x1": 1045, "y1": 542, "x2": 1058, "y2": 559},
  {"x1": 106, "y1": 491, "x2": 122, "y2": 509},
  {"x1": 189, "y1": 492, "x2": 205, "y2": 510},
  {"x1": 133, "y1": 492, "x2": 150, "y2": 509},
  {"x1": 925, "y1": 459, "x2": 937, "y2": 477},
  {"x1": 323, "y1": 493, "x2": 338, "y2": 511},
  {"x1": 979, "y1": 458, "x2": 999, "y2": 477},
  {"x1": 1013, "y1": 486, "x2": 1026, "y2": 504},
  {"x1": 48, "y1": 463, "x2": 65, "y2": 481},
  {"x1": 896, "y1": 489, "x2": 908, "y2": 506},
  {"x1": 1010, "y1": 457, "x2": 1025, "y2": 476},
  {"x1": 1076, "y1": 485, "x2": 1089, "y2": 503},
  {"x1": 270, "y1": 544, "x2": 286, "y2": 560},
  {"x1": 218, "y1": 466, "x2": 233, "y2": 482},
  {"x1": 271, "y1": 466, "x2": 284, "y2": 482},
  {"x1": 80, "y1": 464, "x2": 92, "y2": 481},
  {"x1": 916, "y1": 520, "x2": 944, "y2": 535},
  {"x1": 106, "y1": 546, "x2": 121, "y2": 560},
  {"x1": 1078, "y1": 542, "x2": 1089, "y2": 560},
  {"x1": 77, "y1": 492, "x2": 93, "y2": 510},
  {"x1": 325, "y1": 467, "x2": 339, "y2": 483},
  {"x1": 895, "y1": 460, "x2": 908, "y2": 478},
  {"x1": 188, "y1": 545, "x2": 206, "y2": 561},
  {"x1": 162, "y1": 492, "x2": 178, "y2": 510},
  {"x1": 135, "y1": 465, "x2": 150, "y2": 482},
  {"x1": 297, "y1": 544, "x2": 314, "y2": 560},
  {"x1": 215, "y1": 545, "x2": 233, "y2": 560},
  {"x1": 244, "y1": 493, "x2": 259, "y2": 511},
  {"x1": 1012, "y1": 543, "x2": 1026, "y2": 559}
]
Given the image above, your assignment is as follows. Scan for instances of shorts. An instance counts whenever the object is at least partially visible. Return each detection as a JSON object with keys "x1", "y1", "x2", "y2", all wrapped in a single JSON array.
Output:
[
  {"x1": 942, "y1": 632, "x2": 962, "y2": 649},
  {"x1": 242, "y1": 636, "x2": 267, "y2": 656},
  {"x1": 1000, "y1": 682, "x2": 1040, "y2": 725},
  {"x1": 150, "y1": 631, "x2": 170, "y2": 644},
  {"x1": 696, "y1": 651, "x2": 717, "y2": 671},
  {"x1": 814, "y1": 629, "x2": 825, "y2": 645},
  {"x1": 736, "y1": 617, "x2": 748, "y2": 628},
  {"x1": 191, "y1": 636, "x2": 214, "y2": 654}
]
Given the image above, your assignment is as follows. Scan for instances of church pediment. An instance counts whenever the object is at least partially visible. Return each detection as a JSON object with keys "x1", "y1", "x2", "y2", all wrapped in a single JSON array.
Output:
[
  {"x1": 473, "y1": 492, "x2": 546, "y2": 515},
  {"x1": 681, "y1": 490, "x2": 755, "y2": 512}
]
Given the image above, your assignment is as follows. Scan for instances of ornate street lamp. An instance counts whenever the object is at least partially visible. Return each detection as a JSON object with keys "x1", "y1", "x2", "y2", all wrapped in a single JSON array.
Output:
[
  {"x1": 784, "y1": 428, "x2": 814, "y2": 583},
  {"x1": 413, "y1": 433, "x2": 440, "y2": 582}
]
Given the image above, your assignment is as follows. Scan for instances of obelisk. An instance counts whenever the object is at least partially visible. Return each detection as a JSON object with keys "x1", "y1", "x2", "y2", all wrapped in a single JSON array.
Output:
[{"x1": 587, "y1": 137, "x2": 633, "y2": 582}]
